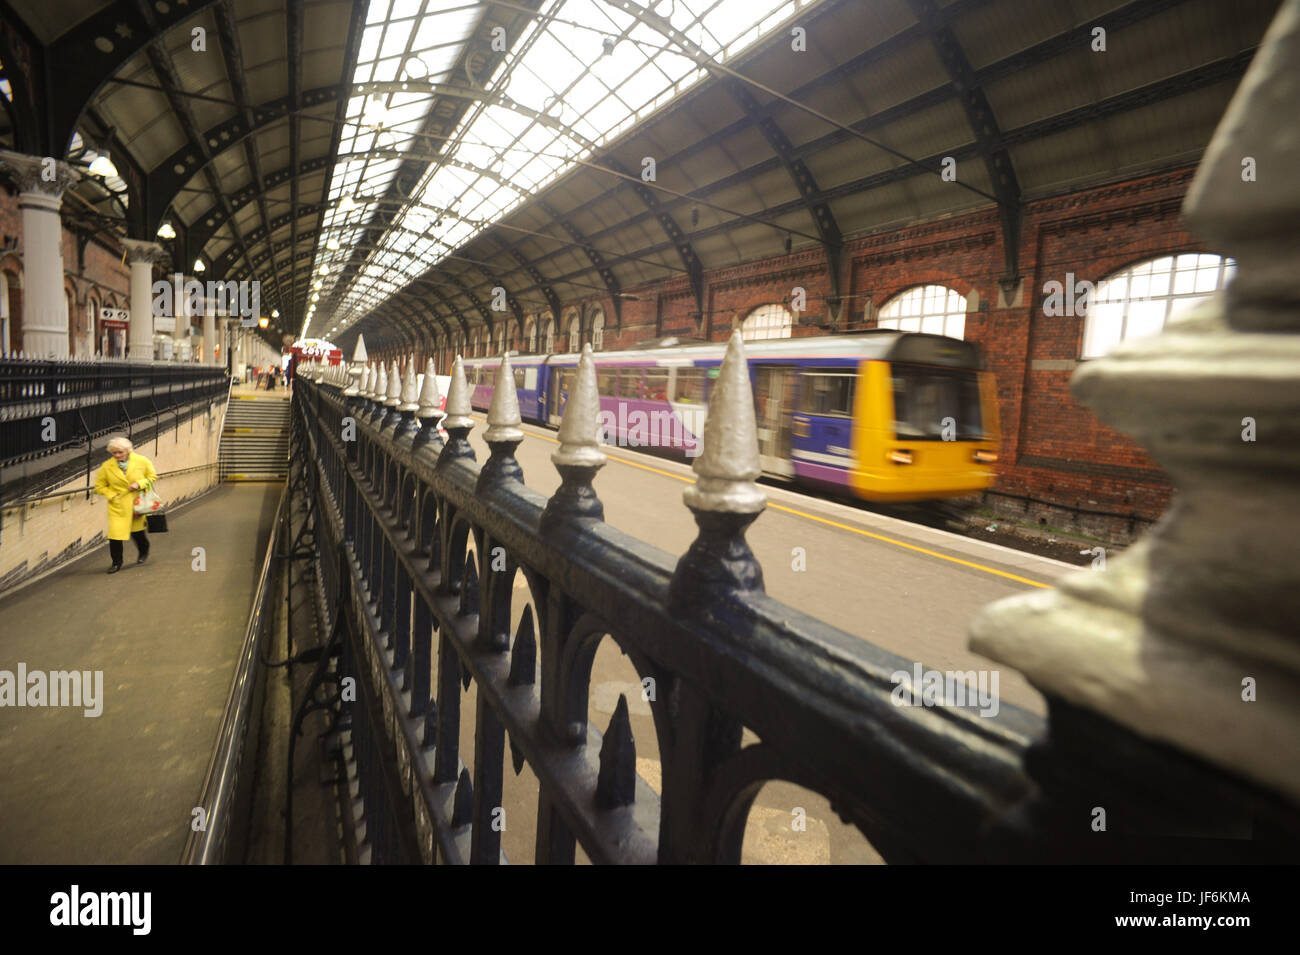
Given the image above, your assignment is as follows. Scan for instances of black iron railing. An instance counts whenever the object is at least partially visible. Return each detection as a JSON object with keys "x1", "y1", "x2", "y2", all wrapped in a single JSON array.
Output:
[
  {"x1": 289, "y1": 349, "x2": 1055, "y2": 864},
  {"x1": 0, "y1": 356, "x2": 228, "y2": 501},
  {"x1": 182, "y1": 485, "x2": 287, "y2": 864}
]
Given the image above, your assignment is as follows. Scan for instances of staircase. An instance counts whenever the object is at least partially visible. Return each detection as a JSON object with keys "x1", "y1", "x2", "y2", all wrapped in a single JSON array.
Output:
[{"x1": 220, "y1": 395, "x2": 290, "y2": 481}]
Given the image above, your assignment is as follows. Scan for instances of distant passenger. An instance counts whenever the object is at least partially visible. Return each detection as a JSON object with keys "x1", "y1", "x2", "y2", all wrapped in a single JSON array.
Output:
[{"x1": 94, "y1": 436, "x2": 157, "y2": 574}]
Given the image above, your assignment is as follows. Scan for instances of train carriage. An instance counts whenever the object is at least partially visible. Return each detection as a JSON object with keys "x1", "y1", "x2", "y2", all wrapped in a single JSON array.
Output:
[{"x1": 462, "y1": 331, "x2": 1000, "y2": 503}]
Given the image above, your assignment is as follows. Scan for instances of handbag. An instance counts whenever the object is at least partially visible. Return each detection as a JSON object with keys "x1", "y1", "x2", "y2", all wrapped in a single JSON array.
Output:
[
  {"x1": 132, "y1": 486, "x2": 163, "y2": 515},
  {"x1": 145, "y1": 512, "x2": 169, "y2": 533}
]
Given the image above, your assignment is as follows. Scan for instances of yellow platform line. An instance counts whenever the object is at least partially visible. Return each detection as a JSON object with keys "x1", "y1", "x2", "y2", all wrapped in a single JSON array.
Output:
[{"x1": 474, "y1": 414, "x2": 1052, "y2": 590}]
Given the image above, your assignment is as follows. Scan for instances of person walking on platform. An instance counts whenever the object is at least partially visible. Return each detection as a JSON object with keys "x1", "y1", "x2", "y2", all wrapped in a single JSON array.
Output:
[{"x1": 94, "y1": 436, "x2": 157, "y2": 574}]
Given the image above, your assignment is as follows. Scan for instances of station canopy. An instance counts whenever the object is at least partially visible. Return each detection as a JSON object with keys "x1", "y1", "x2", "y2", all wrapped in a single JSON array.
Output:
[{"x1": 0, "y1": 0, "x2": 1273, "y2": 355}]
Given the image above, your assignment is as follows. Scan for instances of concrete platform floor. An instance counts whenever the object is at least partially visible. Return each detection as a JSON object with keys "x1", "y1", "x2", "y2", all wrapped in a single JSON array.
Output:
[{"x1": 0, "y1": 483, "x2": 282, "y2": 864}]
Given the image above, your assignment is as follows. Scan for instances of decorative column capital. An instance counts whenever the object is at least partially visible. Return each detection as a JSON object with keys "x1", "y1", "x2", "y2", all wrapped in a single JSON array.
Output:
[
  {"x1": 971, "y1": 0, "x2": 1300, "y2": 806},
  {"x1": 121, "y1": 238, "x2": 167, "y2": 266},
  {"x1": 0, "y1": 150, "x2": 80, "y2": 204}
]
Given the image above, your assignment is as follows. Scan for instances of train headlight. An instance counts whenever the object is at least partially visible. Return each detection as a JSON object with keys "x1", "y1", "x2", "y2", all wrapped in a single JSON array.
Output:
[
  {"x1": 887, "y1": 450, "x2": 913, "y2": 465},
  {"x1": 973, "y1": 450, "x2": 998, "y2": 464}
]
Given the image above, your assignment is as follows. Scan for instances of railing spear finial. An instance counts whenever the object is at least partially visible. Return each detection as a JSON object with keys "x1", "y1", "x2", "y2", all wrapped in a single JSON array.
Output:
[
  {"x1": 477, "y1": 352, "x2": 525, "y2": 488},
  {"x1": 371, "y1": 362, "x2": 388, "y2": 421},
  {"x1": 413, "y1": 357, "x2": 445, "y2": 453},
  {"x1": 669, "y1": 330, "x2": 766, "y2": 610},
  {"x1": 380, "y1": 359, "x2": 402, "y2": 431},
  {"x1": 438, "y1": 355, "x2": 476, "y2": 464},
  {"x1": 542, "y1": 343, "x2": 606, "y2": 528},
  {"x1": 595, "y1": 694, "x2": 637, "y2": 809}
]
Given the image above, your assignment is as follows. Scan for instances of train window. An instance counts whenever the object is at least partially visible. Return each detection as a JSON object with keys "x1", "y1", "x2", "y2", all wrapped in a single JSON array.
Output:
[
  {"x1": 513, "y1": 367, "x2": 526, "y2": 390},
  {"x1": 891, "y1": 365, "x2": 984, "y2": 440},
  {"x1": 617, "y1": 368, "x2": 643, "y2": 399},
  {"x1": 674, "y1": 368, "x2": 707, "y2": 403},
  {"x1": 799, "y1": 371, "x2": 854, "y2": 417},
  {"x1": 597, "y1": 369, "x2": 617, "y2": 396},
  {"x1": 643, "y1": 369, "x2": 669, "y2": 401},
  {"x1": 524, "y1": 368, "x2": 537, "y2": 390}
]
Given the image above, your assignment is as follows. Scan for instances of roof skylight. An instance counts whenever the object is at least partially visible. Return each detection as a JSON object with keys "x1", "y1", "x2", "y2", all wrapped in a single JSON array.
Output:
[{"x1": 308, "y1": 0, "x2": 808, "y2": 339}]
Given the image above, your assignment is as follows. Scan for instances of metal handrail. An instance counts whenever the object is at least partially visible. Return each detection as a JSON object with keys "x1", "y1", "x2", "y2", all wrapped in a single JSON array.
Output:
[
  {"x1": 180, "y1": 484, "x2": 287, "y2": 864},
  {"x1": 5, "y1": 462, "x2": 222, "y2": 507}
]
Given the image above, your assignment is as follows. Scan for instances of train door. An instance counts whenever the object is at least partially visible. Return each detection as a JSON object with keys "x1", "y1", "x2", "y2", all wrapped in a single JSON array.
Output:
[
  {"x1": 548, "y1": 367, "x2": 573, "y2": 425},
  {"x1": 754, "y1": 365, "x2": 796, "y2": 477}
]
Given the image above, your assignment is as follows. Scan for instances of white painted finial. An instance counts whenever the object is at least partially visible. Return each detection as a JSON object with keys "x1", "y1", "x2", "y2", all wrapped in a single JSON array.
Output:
[
  {"x1": 442, "y1": 355, "x2": 474, "y2": 430},
  {"x1": 417, "y1": 358, "x2": 443, "y2": 419},
  {"x1": 398, "y1": 358, "x2": 419, "y2": 412},
  {"x1": 682, "y1": 330, "x2": 766, "y2": 514},
  {"x1": 553, "y1": 344, "x2": 607, "y2": 470},
  {"x1": 484, "y1": 353, "x2": 524, "y2": 443}
]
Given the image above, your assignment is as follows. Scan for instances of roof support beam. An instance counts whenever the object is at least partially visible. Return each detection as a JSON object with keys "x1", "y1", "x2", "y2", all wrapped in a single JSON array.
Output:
[
  {"x1": 143, "y1": 85, "x2": 342, "y2": 233},
  {"x1": 287, "y1": 0, "x2": 305, "y2": 324},
  {"x1": 46, "y1": 0, "x2": 225, "y2": 155},
  {"x1": 540, "y1": 201, "x2": 622, "y2": 326},
  {"x1": 906, "y1": 0, "x2": 1022, "y2": 292},
  {"x1": 214, "y1": 0, "x2": 288, "y2": 319},
  {"x1": 301, "y1": 0, "x2": 369, "y2": 335},
  {"x1": 726, "y1": 81, "x2": 845, "y2": 307}
]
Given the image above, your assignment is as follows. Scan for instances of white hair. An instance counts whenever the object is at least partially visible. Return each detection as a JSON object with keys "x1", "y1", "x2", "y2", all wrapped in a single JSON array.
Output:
[{"x1": 106, "y1": 436, "x2": 133, "y2": 453}]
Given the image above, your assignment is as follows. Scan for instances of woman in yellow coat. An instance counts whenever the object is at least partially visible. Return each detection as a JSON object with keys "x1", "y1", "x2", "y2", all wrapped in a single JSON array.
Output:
[{"x1": 94, "y1": 436, "x2": 158, "y2": 573}]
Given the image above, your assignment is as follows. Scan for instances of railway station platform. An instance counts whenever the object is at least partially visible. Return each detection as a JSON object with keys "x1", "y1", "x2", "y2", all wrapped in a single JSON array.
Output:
[{"x1": 0, "y1": 483, "x2": 281, "y2": 864}]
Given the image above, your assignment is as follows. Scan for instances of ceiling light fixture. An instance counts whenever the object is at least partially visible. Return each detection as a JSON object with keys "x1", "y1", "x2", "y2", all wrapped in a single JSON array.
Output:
[
  {"x1": 88, "y1": 153, "x2": 118, "y2": 178},
  {"x1": 193, "y1": 258, "x2": 206, "y2": 272},
  {"x1": 157, "y1": 222, "x2": 176, "y2": 240}
]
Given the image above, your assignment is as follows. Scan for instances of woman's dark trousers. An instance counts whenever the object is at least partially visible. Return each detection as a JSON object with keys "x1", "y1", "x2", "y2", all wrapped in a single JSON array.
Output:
[{"x1": 109, "y1": 530, "x2": 150, "y2": 566}]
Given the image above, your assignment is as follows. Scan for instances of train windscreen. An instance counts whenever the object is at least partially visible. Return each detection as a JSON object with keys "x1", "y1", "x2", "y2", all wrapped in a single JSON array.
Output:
[{"x1": 891, "y1": 364, "x2": 985, "y2": 440}]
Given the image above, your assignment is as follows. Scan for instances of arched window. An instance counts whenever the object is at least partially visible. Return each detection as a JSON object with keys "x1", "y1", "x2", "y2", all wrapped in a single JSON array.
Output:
[
  {"x1": 1083, "y1": 253, "x2": 1235, "y2": 358},
  {"x1": 525, "y1": 317, "x2": 537, "y2": 353},
  {"x1": 877, "y1": 285, "x2": 967, "y2": 339},
  {"x1": 87, "y1": 294, "x2": 100, "y2": 357},
  {"x1": 563, "y1": 307, "x2": 580, "y2": 352},
  {"x1": 65, "y1": 288, "x2": 79, "y2": 357},
  {"x1": 1, "y1": 271, "x2": 10, "y2": 354},
  {"x1": 543, "y1": 316, "x2": 554, "y2": 353},
  {"x1": 741, "y1": 303, "x2": 793, "y2": 341},
  {"x1": 591, "y1": 308, "x2": 604, "y2": 351}
]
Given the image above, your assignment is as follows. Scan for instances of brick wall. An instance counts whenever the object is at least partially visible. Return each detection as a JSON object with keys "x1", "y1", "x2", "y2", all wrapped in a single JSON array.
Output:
[{"x1": 0, "y1": 396, "x2": 228, "y2": 595}]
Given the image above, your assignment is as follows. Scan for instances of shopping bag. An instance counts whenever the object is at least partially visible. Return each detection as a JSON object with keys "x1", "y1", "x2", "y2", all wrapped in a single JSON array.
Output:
[
  {"x1": 145, "y1": 512, "x2": 169, "y2": 533},
  {"x1": 133, "y1": 487, "x2": 163, "y2": 515}
]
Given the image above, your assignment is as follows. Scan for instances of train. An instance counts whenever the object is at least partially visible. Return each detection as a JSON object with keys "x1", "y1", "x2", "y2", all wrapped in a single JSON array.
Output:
[{"x1": 460, "y1": 331, "x2": 1000, "y2": 502}]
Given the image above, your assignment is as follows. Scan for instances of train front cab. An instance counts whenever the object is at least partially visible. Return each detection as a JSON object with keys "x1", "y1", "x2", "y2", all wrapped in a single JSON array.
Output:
[{"x1": 846, "y1": 358, "x2": 1000, "y2": 502}]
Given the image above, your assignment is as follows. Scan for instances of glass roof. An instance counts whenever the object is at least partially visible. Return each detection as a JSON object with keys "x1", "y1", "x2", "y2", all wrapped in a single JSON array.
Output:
[{"x1": 306, "y1": 0, "x2": 806, "y2": 340}]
